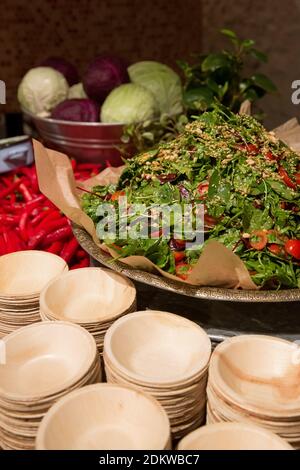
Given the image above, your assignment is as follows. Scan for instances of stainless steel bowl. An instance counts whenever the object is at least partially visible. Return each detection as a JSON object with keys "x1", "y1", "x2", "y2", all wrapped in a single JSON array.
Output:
[{"x1": 24, "y1": 110, "x2": 130, "y2": 165}]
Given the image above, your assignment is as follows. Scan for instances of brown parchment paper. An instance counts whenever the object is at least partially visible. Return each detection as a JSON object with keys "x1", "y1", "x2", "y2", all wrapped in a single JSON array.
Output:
[{"x1": 33, "y1": 117, "x2": 300, "y2": 290}]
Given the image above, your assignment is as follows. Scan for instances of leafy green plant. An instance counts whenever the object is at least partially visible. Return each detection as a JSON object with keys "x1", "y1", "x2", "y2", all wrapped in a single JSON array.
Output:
[
  {"x1": 121, "y1": 113, "x2": 188, "y2": 154},
  {"x1": 178, "y1": 29, "x2": 277, "y2": 115}
]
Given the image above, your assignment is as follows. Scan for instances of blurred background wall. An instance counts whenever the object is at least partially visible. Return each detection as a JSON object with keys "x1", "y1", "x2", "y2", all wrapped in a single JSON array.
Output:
[{"x1": 1, "y1": 0, "x2": 300, "y2": 127}]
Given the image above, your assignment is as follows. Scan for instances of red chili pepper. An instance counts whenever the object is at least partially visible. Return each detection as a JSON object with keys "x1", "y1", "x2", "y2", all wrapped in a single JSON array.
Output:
[
  {"x1": 19, "y1": 212, "x2": 29, "y2": 241},
  {"x1": 36, "y1": 210, "x2": 62, "y2": 229},
  {"x1": 71, "y1": 159, "x2": 77, "y2": 171},
  {"x1": 76, "y1": 249, "x2": 87, "y2": 260},
  {"x1": 2, "y1": 176, "x2": 13, "y2": 187},
  {"x1": 0, "y1": 234, "x2": 7, "y2": 255},
  {"x1": 39, "y1": 217, "x2": 68, "y2": 234},
  {"x1": 43, "y1": 226, "x2": 73, "y2": 245},
  {"x1": 0, "y1": 214, "x2": 19, "y2": 225},
  {"x1": 60, "y1": 238, "x2": 79, "y2": 264},
  {"x1": 19, "y1": 183, "x2": 33, "y2": 202},
  {"x1": 70, "y1": 258, "x2": 90, "y2": 270},
  {"x1": 24, "y1": 195, "x2": 46, "y2": 212},
  {"x1": 278, "y1": 167, "x2": 297, "y2": 190},
  {"x1": 74, "y1": 172, "x2": 91, "y2": 180},
  {"x1": 295, "y1": 173, "x2": 300, "y2": 186},
  {"x1": 45, "y1": 241, "x2": 64, "y2": 255},
  {"x1": 28, "y1": 218, "x2": 69, "y2": 249},
  {"x1": 3, "y1": 230, "x2": 22, "y2": 253},
  {"x1": 77, "y1": 163, "x2": 102, "y2": 171},
  {"x1": 31, "y1": 209, "x2": 51, "y2": 226},
  {"x1": 0, "y1": 179, "x2": 23, "y2": 199}
]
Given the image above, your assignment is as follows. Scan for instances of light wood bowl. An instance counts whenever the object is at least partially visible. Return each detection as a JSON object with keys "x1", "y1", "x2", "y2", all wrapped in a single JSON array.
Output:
[
  {"x1": 104, "y1": 310, "x2": 211, "y2": 387},
  {"x1": 209, "y1": 335, "x2": 300, "y2": 417},
  {"x1": 177, "y1": 422, "x2": 293, "y2": 450},
  {"x1": 40, "y1": 268, "x2": 136, "y2": 324},
  {"x1": 0, "y1": 321, "x2": 97, "y2": 401},
  {"x1": 36, "y1": 383, "x2": 171, "y2": 450},
  {"x1": 0, "y1": 251, "x2": 68, "y2": 298}
]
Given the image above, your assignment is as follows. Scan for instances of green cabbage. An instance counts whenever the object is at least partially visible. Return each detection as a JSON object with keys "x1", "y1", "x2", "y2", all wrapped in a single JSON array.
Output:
[
  {"x1": 128, "y1": 61, "x2": 183, "y2": 116},
  {"x1": 101, "y1": 83, "x2": 158, "y2": 124},
  {"x1": 68, "y1": 82, "x2": 87, "y2": 99},
  {"x1": 18, "y1": 67, "x2": 69, "y2": 117}
]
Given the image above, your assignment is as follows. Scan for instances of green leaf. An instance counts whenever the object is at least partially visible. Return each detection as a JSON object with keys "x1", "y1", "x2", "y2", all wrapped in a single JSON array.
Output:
[
  {"x1": 242, "y1": 203, "x2": 253, "y2": 231},
  {"x1": 207, "y1": 78, "x2": 220, "y2": 94},
  {"x1": 243, "y1": 87, "x2": 260, "y2": 102},
  {"x1": 249, "y1": 208, "x2": 273, "y2": 231},
  {"x1": 251, "y1": 74, "x2": 277, "y2": 93},
  {"x1": 239, "y1": 79, "x2": 252, "y2": 93},
  {"x1": 250, "y1": 48, "x2": 268, "y2": 63},
  {"x1": 208, "y1": 169, "x2": 221, "y2": 198},
  {"x1": 267, "y1": 180, "x2": 296, "y2": 201},
  {"x1": 183, "y1": 87, "x2": 214, "y2": 110},
  {"x1": 241, "y1": 39, "x2": 255, "y2": 49},
  {"x1": 201, "y1": 53, "x2": 230, "y2": 73},
  {"x1": 220, "y1": 29, "x2": 237, "y2": 39}
]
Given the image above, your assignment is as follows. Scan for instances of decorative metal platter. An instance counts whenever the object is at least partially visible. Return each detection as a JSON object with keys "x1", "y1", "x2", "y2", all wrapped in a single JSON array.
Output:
[
  {"x1": 73, "y1": 224, "x2": 300, "y2": 304},
  {"x1": 73, "y1": 224, "x2": 300, "y2": 343}
]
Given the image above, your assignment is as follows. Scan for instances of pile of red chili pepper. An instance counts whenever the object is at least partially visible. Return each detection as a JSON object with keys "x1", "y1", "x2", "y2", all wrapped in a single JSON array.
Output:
[{"x1": 0, "y1": 161, "x2": 101, "y2": 269}]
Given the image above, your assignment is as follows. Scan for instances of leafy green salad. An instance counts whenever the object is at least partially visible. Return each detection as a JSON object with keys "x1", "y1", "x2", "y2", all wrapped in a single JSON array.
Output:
[{"x1": 82, "y1": 109, "x2": 300, "y2": 289}]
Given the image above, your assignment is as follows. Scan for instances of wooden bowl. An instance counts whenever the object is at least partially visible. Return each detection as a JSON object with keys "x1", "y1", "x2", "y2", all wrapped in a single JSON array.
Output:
[
  {"x1": 0, "y1": 321, "x2": 97, "y2": 401},
  {"x1": 0, "y1": 251, "x2": 68, "y2": 298},
  {"x1": 209, "y1": 335, "x2": 300, "y2": 417},
  {"x1": 104, "y1": 310, "x2": 211, "y2": 386},
  {"x1": 36, "y1": 383, "x2": 171, "y2": 450},
  {"x1": 177, "y1": 422, "x2": 293, "y2": 450},
  {"x1": 40, "y1": 268, "x2": 136, "y2": 324}
]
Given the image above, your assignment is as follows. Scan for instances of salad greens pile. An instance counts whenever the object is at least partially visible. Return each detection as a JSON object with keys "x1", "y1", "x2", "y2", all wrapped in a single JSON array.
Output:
[{"x1": 82, "y1": 109, "x2": 300, "y2": 289}]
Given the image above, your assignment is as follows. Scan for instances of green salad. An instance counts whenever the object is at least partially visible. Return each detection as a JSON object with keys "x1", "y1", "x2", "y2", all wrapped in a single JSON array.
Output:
[{"x1": 82, "y1": 109, "x2": 300, "y2": 289}]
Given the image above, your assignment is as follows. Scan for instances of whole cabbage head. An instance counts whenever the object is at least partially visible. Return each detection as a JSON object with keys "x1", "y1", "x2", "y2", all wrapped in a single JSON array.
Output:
[
  {"x1": 83, "y1": 55, "x2": 129, "y2": 103},
  {"x1": 39, "y1": 57, "x2": 79, "y2": 86},
  {"x1": 18, "y1": 67, "x2": 69, "y2": 117},
  {"x1": 128, "y1": 61, "x2": 183, "y2": 116},
  {"x1": 51, "y1": 99, "x2": 99, "y2": 122},
  {"x1": 101, "y1": 83, "x2": 158, "y2": 124},
  {"x1": 68, "y1": 83, "x2": 88, "y2": 99}
]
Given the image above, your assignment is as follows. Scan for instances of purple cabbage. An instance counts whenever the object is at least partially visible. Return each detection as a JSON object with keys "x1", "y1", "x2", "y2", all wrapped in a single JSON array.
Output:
[
  {"x1": 40, "y1": 57, "x2": 79, "y2": 86},
  {"x1": 51, "y1": 99, "x2": 100, "y2": 122},
  {"x1": 83, "y1": 55, "x2": 129, "y2": 103}
]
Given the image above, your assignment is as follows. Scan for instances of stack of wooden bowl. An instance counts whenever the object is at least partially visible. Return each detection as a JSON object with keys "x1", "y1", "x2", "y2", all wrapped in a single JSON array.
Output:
[
  {"x1": 207, "y1": 335, "x2": 300, "y2": 449},
  {"x1": 103, "y1": 310, "x2": 211, "y2": 440},
  {"x1": 177, "y1": 422, "x2": 293, "y2": 450},
  {"x1": 0, "y1": 251, "x2": 68, "y2": 337},
  {"x1": 39, "y1": 268, "x2": 136, "y2": 355},
  {"x1": 0, "y1": 322, "x2": 101, "y2": 450},
  {"x1": 36, "y1": 384, "x2": 171, "y2": 450}
]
